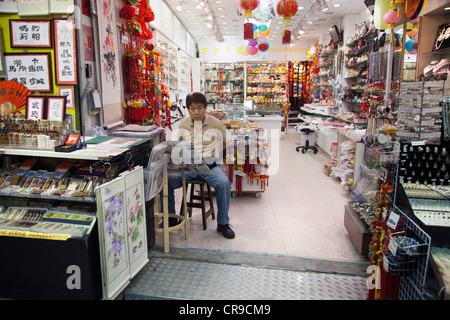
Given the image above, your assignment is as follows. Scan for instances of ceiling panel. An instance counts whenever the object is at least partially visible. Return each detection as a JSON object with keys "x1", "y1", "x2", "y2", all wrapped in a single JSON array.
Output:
[{"x1": 161, "y1": 0, "x2": 368, "y2": 43}]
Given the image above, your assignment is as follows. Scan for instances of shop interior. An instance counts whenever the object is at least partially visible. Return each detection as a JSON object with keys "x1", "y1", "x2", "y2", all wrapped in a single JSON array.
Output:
[{"x1": 0, "y1": 0, "x2": 449, "y2": 301}]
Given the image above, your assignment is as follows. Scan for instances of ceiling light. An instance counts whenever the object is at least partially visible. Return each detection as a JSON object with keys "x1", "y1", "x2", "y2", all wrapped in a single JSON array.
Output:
[
  {"x1": 319, "y1": 0, "x2": 329, "y2": 12},
  {"x1": 176, "y1": 3, "x2": 182, "y2": 11},
  {"x1": 217, "y1": 7, "x2": 224, "y2": 10},
  {"x1": 298, "y1": 30, "x2": 305, "y2": 34},
  {"x1": 298, "y1": 6, "x2": 304, "y2": 10},
  {"x1": 332, "y1": 4, "x2": 342, "y2": 8},
  {"x1": 207, "y1": 23, "x2": 213, "y2": 28},
  {"x1": 445, "y1": 7, "x2": 450, "y2": 10}
]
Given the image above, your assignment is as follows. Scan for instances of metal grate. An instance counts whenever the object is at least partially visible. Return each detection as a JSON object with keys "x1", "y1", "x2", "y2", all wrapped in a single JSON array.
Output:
[{"x1": 391, "y1": 205, "x2": 431, "y2": 300}]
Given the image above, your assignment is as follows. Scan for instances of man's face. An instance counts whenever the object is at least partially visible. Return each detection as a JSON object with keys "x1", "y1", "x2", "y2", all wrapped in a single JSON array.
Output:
[{"x1": 188, "y1": 102, "x2": 206, "y2": 122}]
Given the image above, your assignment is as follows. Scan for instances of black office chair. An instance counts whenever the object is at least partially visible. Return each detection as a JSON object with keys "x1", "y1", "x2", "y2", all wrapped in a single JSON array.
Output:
[{"x1": 296, "y1": 128, "x2": 318, "y2": 154}]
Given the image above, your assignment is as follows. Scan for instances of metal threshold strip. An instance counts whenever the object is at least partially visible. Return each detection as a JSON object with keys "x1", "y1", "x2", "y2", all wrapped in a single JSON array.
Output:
[{"x1": 123, "y1": 246, "x2": 369, "y2": 300}]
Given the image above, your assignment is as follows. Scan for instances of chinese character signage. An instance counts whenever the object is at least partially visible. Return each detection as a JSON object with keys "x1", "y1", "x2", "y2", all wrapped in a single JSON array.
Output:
[
  {"x1": 9, "y1": 20, "x2": 52, "y2": 48},
  {"x1": 54, "y1": 19, "x2": 78, "y2": 85},
  {"x1": 26, "y1": 95, "x2": 46, "y2": 120},
  {"x1": 4, "y1": 52, "x2": 53, "y2": 93}
]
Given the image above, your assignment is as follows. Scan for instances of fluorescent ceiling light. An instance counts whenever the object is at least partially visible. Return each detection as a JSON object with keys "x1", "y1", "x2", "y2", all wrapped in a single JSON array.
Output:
[{"x1": 332, "y1": 4, "x2": 342, "y2": 8}]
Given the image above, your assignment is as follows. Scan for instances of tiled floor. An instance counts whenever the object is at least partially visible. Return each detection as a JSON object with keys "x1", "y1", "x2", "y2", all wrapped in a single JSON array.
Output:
[{"x1": 155, "y1": 129, "x2": 366, "y2": 263}]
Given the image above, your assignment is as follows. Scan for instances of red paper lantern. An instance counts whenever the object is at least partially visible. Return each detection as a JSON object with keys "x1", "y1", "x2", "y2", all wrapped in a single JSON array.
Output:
[
  {"x1": 277, "y1": 0, "x2": 298, "y2": 23},
  {"x1": 244, "y1": 22, "x2": 254, "y2": 40},
  {"x1": 239, "y1": 0, "x2": 259, "y2": 18}
]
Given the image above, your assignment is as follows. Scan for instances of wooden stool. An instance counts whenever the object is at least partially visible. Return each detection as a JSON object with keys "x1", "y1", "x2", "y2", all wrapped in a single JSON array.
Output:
[
  {"x1": 154, "y1": 156, "x2": 188, "y2": 253},
  {"x1": 180, "y1": 179, "x2": 215, "y2": 230}
]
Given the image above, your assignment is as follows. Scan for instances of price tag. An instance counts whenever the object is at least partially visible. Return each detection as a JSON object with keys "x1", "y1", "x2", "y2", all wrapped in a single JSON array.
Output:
[
  {"x1": 383, "y1": 253, "x2": 390, "y2": 272},
  {"x1": 389, "y1": 238, "x2": 398, "y2": 256},
  {"x1": 387, "y1": 211, "x2": 400, "y2": 230}
]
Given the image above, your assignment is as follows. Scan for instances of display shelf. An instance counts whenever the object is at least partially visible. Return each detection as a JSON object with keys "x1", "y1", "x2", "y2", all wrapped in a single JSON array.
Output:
[
  {"x1": 204, "y1": 62, "x2": 245, "y2": 106},
  {"x1": 246, "y1": 62, "x2": 288, "y2": 109}
]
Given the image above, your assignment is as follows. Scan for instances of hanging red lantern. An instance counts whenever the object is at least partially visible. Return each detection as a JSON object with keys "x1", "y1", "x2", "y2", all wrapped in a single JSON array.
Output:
[
  {"x1": 238, "y1": 0, "x2": 259, "y2": 18},
  {"x1": 277, "y1": 0, "x2": 298, "y2": 23},
  {"x1": 244, "y1": 22, "x2": 254, "y2": 40}
]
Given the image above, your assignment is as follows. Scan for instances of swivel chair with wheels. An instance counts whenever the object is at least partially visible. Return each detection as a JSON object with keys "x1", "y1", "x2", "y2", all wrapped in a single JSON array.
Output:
[{"x1": 296, "y1": 127, "x2": 318, "y2": 154}]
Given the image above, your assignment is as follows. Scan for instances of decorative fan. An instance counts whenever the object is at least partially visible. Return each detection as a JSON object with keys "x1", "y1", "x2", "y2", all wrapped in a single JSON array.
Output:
[
  {"x1": 0, "y1": 81, "x2": 31, "y2": 115},
  {"x1": 401, "y1": 0, "x2": 424, "y2": 20}
]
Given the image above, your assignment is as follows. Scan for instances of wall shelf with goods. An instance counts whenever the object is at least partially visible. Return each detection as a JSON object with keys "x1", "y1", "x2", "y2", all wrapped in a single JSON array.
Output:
[
  {"x1": 342, "y1": 22, "x2": 377, "y2": 119},
  {"x1": 178, "y1": 50, "x2": 190, "y2": 92},
  {"x1": 287, "y1": 61, "x2": 313, "y2": 109},
  {"x1": 154, "y1": 35, "x2": 179, "y2": 91},
  {"x1": 204, "y1": 62, "x2": 245, "y2": 108},
  {"x1": 0, "y1": 137, "x2": 156, "y2": 300},
  {"x1": 317, "y1": 46, "x2": 338, "y2": 103},
  {"x1": 245, "y1": 62, "x2": 288, "y2": 113}
]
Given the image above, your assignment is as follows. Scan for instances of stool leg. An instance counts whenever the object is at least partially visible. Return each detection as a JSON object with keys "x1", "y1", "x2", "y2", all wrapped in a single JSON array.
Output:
[
  {"x1": 188, "y1": 183, "x2": 195, "y2": 217},
  {"x1": 181, "y1": 173, "x2": 188, "y2": 240},
  {"x1": 200, "y1": 183, "x2": 207, "y2": 230},
  {"x1": 206, "y1": 183, "x2": 215, "y2": 220}
]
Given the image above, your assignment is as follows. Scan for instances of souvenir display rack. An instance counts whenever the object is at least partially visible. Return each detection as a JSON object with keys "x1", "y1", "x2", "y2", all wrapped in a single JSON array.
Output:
[
  {"x1": 0, "y1": 114, "x2": 67, "y2": 150},
  {"x1": 396, "y1": 81, "x2": 445, "y2": 143},
  {"x1": 222, "y1": 121, "x2": 269, "y2": 197},
  {"x1": 0, "y1": 138, "x2": 156, "y2": 300},
  {"x1": 246, "y1": 62, "x2": 288, "y2": 113},
  {"x1": 288, "y1": 61, "x2": 313, "y2": 110},
  {"x1": 317, "y1": 47, "x2": 338, "y2": 102}
]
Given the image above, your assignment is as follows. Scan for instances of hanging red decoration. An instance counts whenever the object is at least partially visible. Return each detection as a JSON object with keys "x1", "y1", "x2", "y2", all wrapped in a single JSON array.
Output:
[
  {"x1": 120, "y1": 5, "x2": 136, "y2": 20},
  {"x1": 244, "y1": 22, "x2": 254, "y2": 40},
  {"x1": 276, "y1": 0, "x2": 298, "y2": 23},
  {"x1": 238, "y1": 0, "x2": 259, "y2": 18},
  {"x1": 282, "y1": 29, "x2": 291, "y2": 44}
]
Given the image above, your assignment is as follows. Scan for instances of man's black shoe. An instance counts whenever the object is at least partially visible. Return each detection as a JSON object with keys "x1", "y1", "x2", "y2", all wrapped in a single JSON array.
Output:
[{"x1": 217, "y1": 224, "x2": 235, "y2": 239}]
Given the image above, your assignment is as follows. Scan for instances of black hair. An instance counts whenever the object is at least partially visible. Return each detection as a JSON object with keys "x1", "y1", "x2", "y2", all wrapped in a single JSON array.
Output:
[{"x1": 186, "y1": 92, "x2": 207, "y2": 108}]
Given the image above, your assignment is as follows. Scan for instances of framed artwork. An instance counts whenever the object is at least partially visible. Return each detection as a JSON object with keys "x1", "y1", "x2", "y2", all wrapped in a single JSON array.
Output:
[
  {"x1": 54, "y1": 19, "x2": 77, "y2": 85},
  {"x1": 0, "y1": 0, "x2": 18, "y2": 13},
  {"x1": 26, "y1": 95, "x2": 46, "y2": 120},
  {"x1": 49, "y1": 0, "x2": 74, "y2": 14},
  {"x1": 58, "y1": 86, "x2": 74, "y2": 109},
  {"x1": 9, "y1": 20, "x2": 52, "y2": 48},
  {"x1": 46, "y1": 95, "x2": 66, "y2": 121},
  {"x1": 18, "y1": 0, "x2": 49, "y2": 16},
  {"x1": 119, "y1": 167, "x2": 148, "y2": 278},
  {"x1": 96, "y1": 0, "x2": 122, "y2": 127},
  {"x1": 96, "y1": 177, "x2": 130, "y2": 300},
  {"x1": 4, "y1": 52, "x2": 53, "y2": 93}
]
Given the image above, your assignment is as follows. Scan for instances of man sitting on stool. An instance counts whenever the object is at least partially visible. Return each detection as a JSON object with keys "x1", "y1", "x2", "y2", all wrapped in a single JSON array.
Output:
[{"x1": 168, "y1": 92, "x2": 235, "y2": 239}]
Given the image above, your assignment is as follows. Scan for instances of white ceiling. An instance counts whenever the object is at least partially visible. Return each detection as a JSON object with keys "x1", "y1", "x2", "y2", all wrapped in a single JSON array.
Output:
[{"x1": 162, "y1": 0, "x2": 369, "y2": 43}]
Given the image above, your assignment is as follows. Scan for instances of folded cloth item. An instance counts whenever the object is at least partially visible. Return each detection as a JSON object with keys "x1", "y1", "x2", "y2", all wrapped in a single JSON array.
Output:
[
  {"x1": 424, "y1": 60, "x2": 439, "y2": 74},
  {"x1": 433, "y1": 58, "x2": 450, "y2": 73}
]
